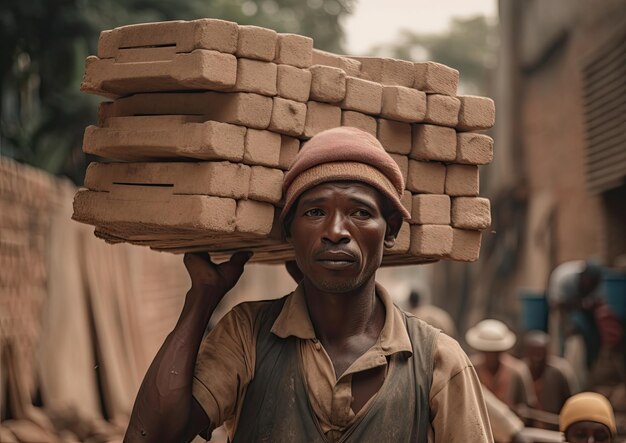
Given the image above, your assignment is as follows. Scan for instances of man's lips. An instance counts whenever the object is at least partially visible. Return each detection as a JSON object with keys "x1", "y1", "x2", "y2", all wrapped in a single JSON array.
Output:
[{"x1": 314, "y1": 250, "x2": 358, "y2": 268}]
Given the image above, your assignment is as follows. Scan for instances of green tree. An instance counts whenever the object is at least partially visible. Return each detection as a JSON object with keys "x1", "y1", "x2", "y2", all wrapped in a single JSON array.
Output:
[
  {"x1": 0, "y1": 0, "x2": 353, "y2": 183},
  {"x1": 370, "y1": 16, "x2": 497, "y2": 95}
]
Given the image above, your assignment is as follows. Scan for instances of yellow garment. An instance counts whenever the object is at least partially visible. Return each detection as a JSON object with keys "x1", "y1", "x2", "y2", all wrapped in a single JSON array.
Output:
[{"x1": 559, "y1": 392, "x2": 616, "y2": 436}]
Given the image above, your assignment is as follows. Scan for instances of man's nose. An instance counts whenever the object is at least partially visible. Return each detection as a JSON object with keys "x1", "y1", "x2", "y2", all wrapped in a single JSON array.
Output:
[{"x1": 322, "y1": 212, "x2": 350, "y2": 244}]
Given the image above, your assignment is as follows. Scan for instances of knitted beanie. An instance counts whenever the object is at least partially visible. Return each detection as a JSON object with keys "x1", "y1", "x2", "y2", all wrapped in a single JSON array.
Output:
[
  {"x1": 280, "y1": 126, "x2": 410, "y2": 224},
  {"x1": 559, "y1": 392, "x2": 617, "y2": 436}
]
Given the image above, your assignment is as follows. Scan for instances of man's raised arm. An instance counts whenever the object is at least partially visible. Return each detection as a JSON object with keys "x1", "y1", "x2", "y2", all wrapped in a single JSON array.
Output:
[{"x1": 123, "y1": 251, "x2": 252, "y2": 443}]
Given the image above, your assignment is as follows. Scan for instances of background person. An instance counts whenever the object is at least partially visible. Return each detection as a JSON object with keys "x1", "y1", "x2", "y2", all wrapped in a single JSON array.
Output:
[{"x1": 559, "y1": 392, "x2": 616, "y2": 443}]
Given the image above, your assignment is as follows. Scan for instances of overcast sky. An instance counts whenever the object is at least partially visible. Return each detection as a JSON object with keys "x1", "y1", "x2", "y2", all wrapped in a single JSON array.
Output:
[{"x1": 343, "y1": 0, "x2": 497, "y2": 55}]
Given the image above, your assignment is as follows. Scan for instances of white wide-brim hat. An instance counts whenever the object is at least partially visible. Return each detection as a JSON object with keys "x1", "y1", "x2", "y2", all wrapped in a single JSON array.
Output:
[{"x1": 465, "y1": 319, "x2": 516, "y2": 352}]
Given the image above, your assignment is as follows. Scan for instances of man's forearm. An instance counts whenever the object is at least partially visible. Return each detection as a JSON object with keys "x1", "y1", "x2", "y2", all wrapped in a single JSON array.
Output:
[{"x1": 124, "y1": 291, "x2": 218, "y2": 443}]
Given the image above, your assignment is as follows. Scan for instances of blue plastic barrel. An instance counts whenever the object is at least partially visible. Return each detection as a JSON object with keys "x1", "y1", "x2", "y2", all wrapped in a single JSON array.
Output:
[
  {"x1": 518, "y1": 289, "x2": 549, "y2": 332},
  {"x1": 602, "y1": 270, "x2": 626, "y2": 320}
]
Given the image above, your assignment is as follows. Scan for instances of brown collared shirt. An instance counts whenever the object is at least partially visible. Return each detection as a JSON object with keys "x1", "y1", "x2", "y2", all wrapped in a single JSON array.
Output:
[{"x1": 193, "y1": 284, "x2": 492, "y2": 442}]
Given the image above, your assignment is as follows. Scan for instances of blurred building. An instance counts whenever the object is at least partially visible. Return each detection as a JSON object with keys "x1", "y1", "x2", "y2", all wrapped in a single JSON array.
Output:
[{"x1": 433, "y1": 0, "x2": 626, "y2": 336}]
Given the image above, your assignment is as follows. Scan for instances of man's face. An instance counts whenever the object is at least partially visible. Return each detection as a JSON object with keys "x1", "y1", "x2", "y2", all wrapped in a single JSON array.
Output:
[{"x1": 287, "y1": 181, "x2": 395, "y2": 293}]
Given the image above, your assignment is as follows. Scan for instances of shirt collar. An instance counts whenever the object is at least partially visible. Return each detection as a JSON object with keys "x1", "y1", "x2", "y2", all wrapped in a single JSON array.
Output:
[{"x1": 271, "y1": 282, "x2": 413, "y2": 356}]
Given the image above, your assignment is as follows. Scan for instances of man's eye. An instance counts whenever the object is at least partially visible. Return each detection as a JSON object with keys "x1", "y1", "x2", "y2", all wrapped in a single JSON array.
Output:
[
  {"x1": 353, "y1": 209, "x2": 371, "y2": 218},
  {"x1": 304, "y1": 208, "x2": 324, "y2": 217}
]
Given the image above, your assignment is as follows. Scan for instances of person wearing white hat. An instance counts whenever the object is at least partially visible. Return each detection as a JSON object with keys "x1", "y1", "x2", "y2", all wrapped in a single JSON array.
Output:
[{"x1": 467, "y1": 319, "x2": 537, "y2": 414}]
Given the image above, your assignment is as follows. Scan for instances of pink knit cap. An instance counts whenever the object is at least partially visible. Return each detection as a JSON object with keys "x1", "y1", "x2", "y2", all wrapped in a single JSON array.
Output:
[{"x1": 280, "y1": 126, "x2": 410, "y2": 223}]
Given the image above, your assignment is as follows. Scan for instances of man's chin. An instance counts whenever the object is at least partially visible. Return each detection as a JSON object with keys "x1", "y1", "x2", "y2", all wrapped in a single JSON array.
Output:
[{"x1": 310, "y1": 277, "x2": 364, "y2": 293}]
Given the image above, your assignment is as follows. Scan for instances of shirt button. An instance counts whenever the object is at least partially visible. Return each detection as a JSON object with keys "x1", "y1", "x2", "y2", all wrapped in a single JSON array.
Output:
[{"x1": 315, "y1": 342, "x2": 322, "y2": 351}]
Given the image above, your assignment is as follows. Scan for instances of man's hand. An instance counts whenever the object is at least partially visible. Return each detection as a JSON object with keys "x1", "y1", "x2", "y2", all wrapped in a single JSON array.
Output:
[{"x1": 183, "y1": 251, "x2": 253, "y2": 304}]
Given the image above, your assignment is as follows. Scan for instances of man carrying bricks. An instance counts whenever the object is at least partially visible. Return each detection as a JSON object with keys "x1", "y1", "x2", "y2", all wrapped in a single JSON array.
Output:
[{"x1": 124, "y1": 127, "x2": 492, "y2": 442}]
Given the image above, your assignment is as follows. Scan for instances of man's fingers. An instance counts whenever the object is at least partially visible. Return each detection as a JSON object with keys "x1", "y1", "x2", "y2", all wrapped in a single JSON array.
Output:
[{"x1": 218, "y1": 251, "x2": 253, "y2": 289}]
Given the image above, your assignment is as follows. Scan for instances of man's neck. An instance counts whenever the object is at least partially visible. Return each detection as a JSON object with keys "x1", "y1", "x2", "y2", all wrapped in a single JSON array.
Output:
[{"x1": 302, "y1": 278, "x2": 383, "y2": 344}]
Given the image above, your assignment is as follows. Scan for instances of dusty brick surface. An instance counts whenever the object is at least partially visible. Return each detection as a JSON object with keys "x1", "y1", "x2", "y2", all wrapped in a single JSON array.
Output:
[
  {"x1": 445, "y1": 164, "x2": 479, "y2": 196},
  {"x1": 340, "y1": 77, "x2": 383, "y2": 115},
  {"x1": 401, "y1": 190, "x2": 412, "y2": 214},
  {"x1": 352, "y1": 56, "x2": 415, "y2": 87},
  {"x1": 83, "y1": 117, "x2": 247, "y2": 162},
  {"x1": 449, "y1": 228, "x2": 482, "y2": 262},
  {"x1": 309, "y1": 65, "x2": 346, "y2": 103},
  {"x1": 312, "y1": 49, "x2": 362, "y2": 77},
  {"x1": 244, "y1": 129, "x2": 281, "y2": 167},
  {"x1": 389, "y1": 154, "x2": 408, "y2": 183},
  {"x1": 409, "y1": 224, "x2": 453, "y2": 257},
  {"x1": 100, "y1": 91, "x2": 273, "y2": 130},
  {"x1": 274, "y1": 33, "x2": 313, "y2": 68},
  {"x1": 407, "y1": 160, "x2": 446, "y2": 194},
  {"x1": 268, "y1": 97, "x2": 307, "y2": 137},
  {"x1": 231, "y1": 58, "x2": 277, "y2": 96},
  {"x1": 278, "y1": 135, "x2": 300, "y2": 170},
  {"x1": 413, "y1": 62, "x2": 459, "y2": 96},
  {"x1": 73, "y1": 189, "x2": 237, "y2": 233},
  {"x1": 456, "y1": 133, "x2": 494, "y2": 165},
  {"x1": 97, "y1": 19, "x2": 239, "y2": 58},
  {"x1": 451, "y1": 197, "x2": 491, "y2": 230},
  {"x1": 410, "y1": 124, "x2": 457, "y2": 162},
  {"x1": 84, "y1": 161, "x2": 250, "y2": 199},
  {"x1": 410, "y1": 194, "x2": 451, "y2": 225},
  {"x1": 236, "y1": 25, "x2": 277, "y2": 61},
  {"x1": 380, "y1": 86, "x2": 426, "y2": 122},
  {"x1": 457, "y1": 95, "x2": 495, "y2": 131},
  {"x1": 236, "y1": 199, "x2": 275, "y2": 235},
  {"x1": 276, "y1": 65, "x2": 311, "y2": 102},
  {"x1": 304, "y1": 101, "x2": 342, "y2": 138},
  {"x1": 377, "y1": 119, "x2": 411, "y2": 155},
  {"x1": 423, "y1": 94, "x2": 460, "y2": 127},
  {"x1": 341, "y1": 111, "x2": 377, "y2": 136},
  {"x1": 82, "y1": 50, "x2": 237, "y2": 98},
  {"x1": 248, "y1": 166, "x2": 284, "y2": 204}
]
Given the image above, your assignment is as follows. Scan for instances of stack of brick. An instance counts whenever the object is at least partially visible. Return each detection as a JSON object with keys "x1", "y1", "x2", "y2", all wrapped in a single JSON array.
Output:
[{"x1": 74, "y1": 18, "x2": 495, "y2": 265}]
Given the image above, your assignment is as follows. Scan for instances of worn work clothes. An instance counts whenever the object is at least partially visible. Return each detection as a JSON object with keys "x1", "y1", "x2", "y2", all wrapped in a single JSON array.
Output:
[
  {"x1": 472, "y1": 353, "x2": 537, "y2": 411},
  {"x1": 193, "y1": 283, "x2": 493, "y2": 442}
]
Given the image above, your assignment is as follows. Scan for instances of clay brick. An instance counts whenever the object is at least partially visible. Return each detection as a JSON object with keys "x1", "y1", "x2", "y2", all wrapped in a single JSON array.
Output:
[
  {"x1": 236, "y1": 25, "x2": 277, "y2": 61},
  {"x1": 341, "y1": 111, "x2": 377, "y2": 137},
  {"x1": 352, "y1": 56, "x2": 415, "y2": 87},
  {"x1": 387, "y1": 222, "x2": 411, "y2": 254},
  {"x1": 449, "y1": 228, "x2": 482, "y2": 261},
  {"x1": 244, "y1": 129, "x2": 281, "y2": 167},
  {"x1": 274, "y1": 33, "x2": 313, "y2": 68},
  {"x1": 407, "y1": 160, "x2": 446, "y2": 194},
  {"x1": 84, "y1": 161, "x2": 250, "y2": 199},
  {"x1": 389, "y1": 154, "x2": 408, "y2": 183},
  {"x1": 276, "y1": 65, "x2": 311, "y2": 102},
  {"x1": 84, "y1": 116, "x2": 247, "y2": 162},
  {"x1": 401, "y1": 190, "x2": 412, "y2": 214},
  {"x1": 410, "y1": 124, "x2": 457, "y2": 162},
  {"x1": 236, "y1": 199, "x2": 275, "y2": 235},
  {"x1": 451, "y1": 197, "x2": 491, "y2": 230},
  {"x1": 377, "y1": 119, "x2": 411, "y2": 155},
  {"x1": 341, "y1": 77, "x2": 383, "y2": 115},
  {"x1": 457, "y1": 95, "x2": 496, "y2": 131},
  {"x1": 410, "y1": 194, "x2": 451, "y2": 225},
  {"x1": 268, "y1": 97, "x2": 307, "y2": 136},
  {"x1": 380, "y1": 86, "x2": 426, "y2": 122},
  {"x1": 73, "y1": 189, "x2": 237, "y2": 233},
  {"x1": 312, "y1": 49, "x2": 362, "y2": 77},
  {"x1": 100, "y1": 92, "x2": 273, "y2": 130},
  {"x1": 456, "y1": 133, "x2": 494, "y2": 165},
  {"x1": 423, "y1": 94, "x2": 460, "y2": 127},
  {"x1": 231, "y1": 58, "x2": 277, "y2": 96},
  {"x1": 413, "y1": 62, "x2": 459, "y2": 96},
  {"x1": 409, "y1": 224, "x2": 453, "y2": 257},
  {"x1": 304, "y1": 101, "x2": 342, "y2": 138},
  {"x1": 279, "y1": 136, "x2": 300, "y2": 170},
  {"x1": 97, "y1": 19, "x2": 239, "y2": 58},
  {"x1": 445, "y1": 164, "x2": 479, "y2": 196},
  {"x1": 309, "y1": 65, "x2": 346, "y2": 103},
  {"x1": 81, "y1": 50, "x2": 237, "y2": 98},
  {"x1": 248, "y1": 166, "x2": 284, "y2": 204}
]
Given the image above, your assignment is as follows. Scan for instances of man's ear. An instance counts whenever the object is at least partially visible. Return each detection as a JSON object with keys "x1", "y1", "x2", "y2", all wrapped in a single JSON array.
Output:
[{"x1": 384, "y1": 211, "x2": 403, "y2": 248}]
